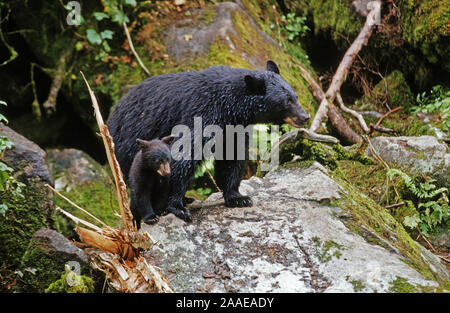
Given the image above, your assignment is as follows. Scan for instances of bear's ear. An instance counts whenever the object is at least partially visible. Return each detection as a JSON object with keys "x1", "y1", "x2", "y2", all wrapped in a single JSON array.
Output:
[
  {"x1": 161, "y1": 135, "x2": 175, "y2": 145},
  {"x1": 244, "y1": 75, "x2": 266, "y2": 95},
  {"x1": 136, "y1": 138, "x2": 147, "y2": 150},
  {"x1": 266, "y1": 60, "x2": 280, "y2": 74}
]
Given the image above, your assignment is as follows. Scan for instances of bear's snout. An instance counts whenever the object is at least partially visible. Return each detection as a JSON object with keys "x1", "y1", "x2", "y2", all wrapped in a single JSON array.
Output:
[{"x1": 157, "y1": 161, "x2": 171, "y2": 177}]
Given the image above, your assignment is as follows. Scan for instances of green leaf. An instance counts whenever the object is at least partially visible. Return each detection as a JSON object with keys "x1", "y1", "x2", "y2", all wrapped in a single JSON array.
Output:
[
  {"x1": 100, "y1": 30, "x2": 114, "y2": 40},
  {"x1": 86, "y1": 29, "x2": 102, "y2": 45},
  {"x1": 111, "y1": 10, "x2": 129, "y2": 24},
  {"x1": 0, "y1": 113, "x2": 8, "y2": 124},
  {"x1": 93, "y1": 12, "x2": 109, "y2": 21},
  {"x1": 75, "y1": 41, "x2": 84, "y2": 51},
  {"x1": 403, "y1": 214, "x2": 420, "y2": 229},
  {"x1": 0, "y1": 203, "x2": 8, "y2": 216},
  {"x1": 124, "y1": 0, "x2": 137, "y2": 6},
  {"x1": 102, "y1": 41, "x2": 111, "y2": 52}
]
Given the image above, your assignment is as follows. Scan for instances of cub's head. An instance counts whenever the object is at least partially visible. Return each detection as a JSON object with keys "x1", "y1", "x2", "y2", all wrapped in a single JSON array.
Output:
[
  {"x1": 136, "y1": 136, "x2": 174, "y2": 177},
  {"x1": 244, "y1": 60, "x2": 310, "y2": 128}
]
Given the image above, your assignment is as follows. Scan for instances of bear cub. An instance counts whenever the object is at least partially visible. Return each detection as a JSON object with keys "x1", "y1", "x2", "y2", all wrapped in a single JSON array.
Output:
[{"x1": 129, "y1": 136, "x2": 174, "y2": 229}]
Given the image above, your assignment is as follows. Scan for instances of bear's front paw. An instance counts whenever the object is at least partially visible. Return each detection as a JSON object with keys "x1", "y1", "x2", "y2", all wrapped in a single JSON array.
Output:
[
  {"x1": 225, "y1": 195, "x2": 253, "y2": 208},
  {"x1": 143, "y1": 215, "x2": 159, "y2": 225},
  {"x1": 167, "y1": 206, "x2": 193, "y2": 223}
]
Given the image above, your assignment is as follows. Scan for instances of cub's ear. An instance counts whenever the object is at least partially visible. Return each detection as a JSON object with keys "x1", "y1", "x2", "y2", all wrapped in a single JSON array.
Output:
[
  {"x1": 244, "y1": 75, "x2": 266, "y2": 95},
  {"x1": 266, "y1": 60, "x2": 280, "y2": 74},
  {"x1": 136, "y1": 138, "x2": 147, "y2": 150},
  {"x1": 160, "y1": 135, "x2": 175, "y2": 145}
]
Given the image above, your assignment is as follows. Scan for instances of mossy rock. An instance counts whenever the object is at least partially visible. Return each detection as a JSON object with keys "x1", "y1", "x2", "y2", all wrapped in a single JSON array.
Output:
[
  {"x1": 358, "y1": 70, "x2": 415, "y2": 111},
  {"x1": 45, "y1": 148, "x2": 121, "y2": 238},
  {"x1": 45, "y1": 266, "x2": 95, "y2": 293},
  {"x1": 52, "y1": 176, "x2": 121, "y2": 239},
  {"x1": 16, "y1": 228, "x2": 91, "y2": 293},
  {"x1": 106, "y1": 2, "x2": 316, "y2": 118},
  {"x1": 0, "y1": 124, "x2": 54, "y2": 268},
  {"x1": 279, "y1": 131, "x2": 371, "y2": 170}
]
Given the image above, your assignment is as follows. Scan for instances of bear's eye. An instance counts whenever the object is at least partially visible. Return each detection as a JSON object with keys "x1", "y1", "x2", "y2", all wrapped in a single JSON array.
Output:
[{"x1": 285, "y1": 99, "x2": 293, "y2": 107}]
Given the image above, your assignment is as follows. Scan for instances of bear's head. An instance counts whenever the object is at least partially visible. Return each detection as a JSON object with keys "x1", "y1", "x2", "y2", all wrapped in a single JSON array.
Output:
[
  {"x1": 244, "y1": 60, "x2": 310, "y2": 128},
  {"x1": 136, "y1": 136, "x2": 174, "y2": 177}
]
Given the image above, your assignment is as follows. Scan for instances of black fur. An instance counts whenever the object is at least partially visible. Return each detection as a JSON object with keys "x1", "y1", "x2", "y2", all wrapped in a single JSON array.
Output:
[
  {"x1": 129, "y1": 137, "x2": 173, "y2": 228},
  {"x1": 108, "y1": 60, "x2": 309, "y2": 222}
]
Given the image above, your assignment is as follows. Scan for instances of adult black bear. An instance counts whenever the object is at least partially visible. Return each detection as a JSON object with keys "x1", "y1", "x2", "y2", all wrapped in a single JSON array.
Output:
[
  {"x1": 108, "y1": 60, "x2": 310, "y2": 222},
  {"x1": 129, "y1": 136, "x2": 173, "y2": 228}
]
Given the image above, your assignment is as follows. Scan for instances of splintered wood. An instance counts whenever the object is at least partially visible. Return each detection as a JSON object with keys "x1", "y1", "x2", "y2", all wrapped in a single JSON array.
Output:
[{"x1": 46, "y1": 72, "x2": 173, "y2": 293}]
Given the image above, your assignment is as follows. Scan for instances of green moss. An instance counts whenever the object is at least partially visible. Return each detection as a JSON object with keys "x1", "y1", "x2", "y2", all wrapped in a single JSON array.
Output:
[
  {"x1": 359, "y1": 70, "x2": 415, "y2": 111},
  {"x1": 400, "y1": 0, "x2": 450, "y2": 68},
  {"x1": 16, "y1": 238, "x2": 67, "y2": 292},
  {"x1": 389, "y1": 276, "x2": 418, "y2": 293},
  {"x1": 53, "y1": 179, "x2": 120, "y2": 235},
  {"x1": 0, "y1": 182, "x2": 50, "y2": 268},
  {"x1": 199, "y1": 6, "x2": 218, "y2": 26},
  {"x1": 329, "y1": 170, "x2": 449, "y2": 287},
  {"x1": 313, "y1": 239, "x2": 344, "y2": 263},
  {"x1": 280, "y1": 139, "x2": 371, "y2": 170},
  {"x1": 45, "y1": 266, "x2": 95, "y2": 293},
  {"x1": 350, "y1": 279, "x2": 366, "y2": 292}
]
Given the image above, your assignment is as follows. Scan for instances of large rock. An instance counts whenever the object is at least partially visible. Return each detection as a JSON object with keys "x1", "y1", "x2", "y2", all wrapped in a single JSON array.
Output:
[
  {"x1": 0, "y1": 123, "x2": 54, "y2": 267},
  {"x1": 46, "y1": 148, "x2": 109, "y2": 192},
  {"x1": 366, "y1": 136, "x2": 449, "y2": 186},
  {"x1": 17, "y1": 228, "x2": 91, "y2": 292},
  {"x1": 46, "y1": 148, "x2": 120, "y2": 235},
  {"x1": 165, "y1": 2, "x2": 277, "y2": 69},
  {"x1": 143, "y1": 163, "x2": 449, "y2": 293}
]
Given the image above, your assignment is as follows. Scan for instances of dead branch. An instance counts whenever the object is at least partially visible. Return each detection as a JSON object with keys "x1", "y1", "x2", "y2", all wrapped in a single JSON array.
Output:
[
  {"x1": 47, "y1": 184, "x2": 109, "y2": 228},
  {"x1": 0, "y1": 11, "x2": 18, "y2": 67},
  {"x1": 383, "y1": 201, "x2": 405, "y2": 209},
  {"x1": 327, "y1": 103, "x2": 363, "y2": 144},
  {"x1": 123, "y1": 22, "x2": 151, "y2": 76},
  {"x1": 292, "y1": 58, "x2": 361, "y2": 143},
  {"x1": 297, "y1": 128, "x2": 340, "y2": 144},
  {"x1": 56, "y1": 206, "x2": 103, "y2": 233},
  {"x1": 86, "y1": 250, "x2": 172, "y2": 293},
  {"x1": 336, "y1": 92, "x2": 370, "y2": 133},
  {"x1": 42, "y1": 46, "x2": 73, "y2": 114},
  {"x1": 375, "y1": 106, "x2": 403, "y2": 126},
  {"x1": 369, "y1": 123, "x2": 396, "y2": 134},
  {"x1": 309, "y1": 0, "x2": 382, "y2": 134},
  {"x1": 359, "y1": 110, "x2": 383, "y2": 119},
  {"x1": 80, "y1": 71, "x2": 134, "y2": 232}
]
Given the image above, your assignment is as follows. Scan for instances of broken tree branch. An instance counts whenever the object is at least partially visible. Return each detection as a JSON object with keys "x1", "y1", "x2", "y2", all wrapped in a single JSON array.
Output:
[
  {"x1": 336, "y1": 92, "x2": 370, "y2": 134},
  {"x1": 80, "y1": 71, "x2": 134, "y2": 232},
  {"x1": 42, "y1": 45, "x2": 73, "y2": 114},
  {"x1": 375, "y1": 106, "x2": 403, "y2": 126},
  {"x1": 123, "y1": 21, "x2": 151, "y2": 76},
  {"x1": 292, "y1": 58, "x2": 360, "y2": 144},
  {"x1": 309, "y1": 0, "x2": 382, "y2": 134},
  {"x1": 46, "y1": 184, "x2": 109, "y2": 228}
]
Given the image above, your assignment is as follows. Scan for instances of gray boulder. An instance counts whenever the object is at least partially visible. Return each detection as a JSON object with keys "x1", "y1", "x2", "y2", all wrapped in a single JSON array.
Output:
[
  {"x1": 143, "y1": 163, "x2": 449, "y2": 293},
  {"x1": 164, "y1": 1, "x2": 278, "y2": 69},
  {"x1": 46, "y1": 148, "x2": 109, "y2": 192},
  {"x1": 17, "y1": 228, "x2": 91, "y2": 292},
  {"x1": 366, "y1": 136, "x2": 449, "y2": 186}
]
